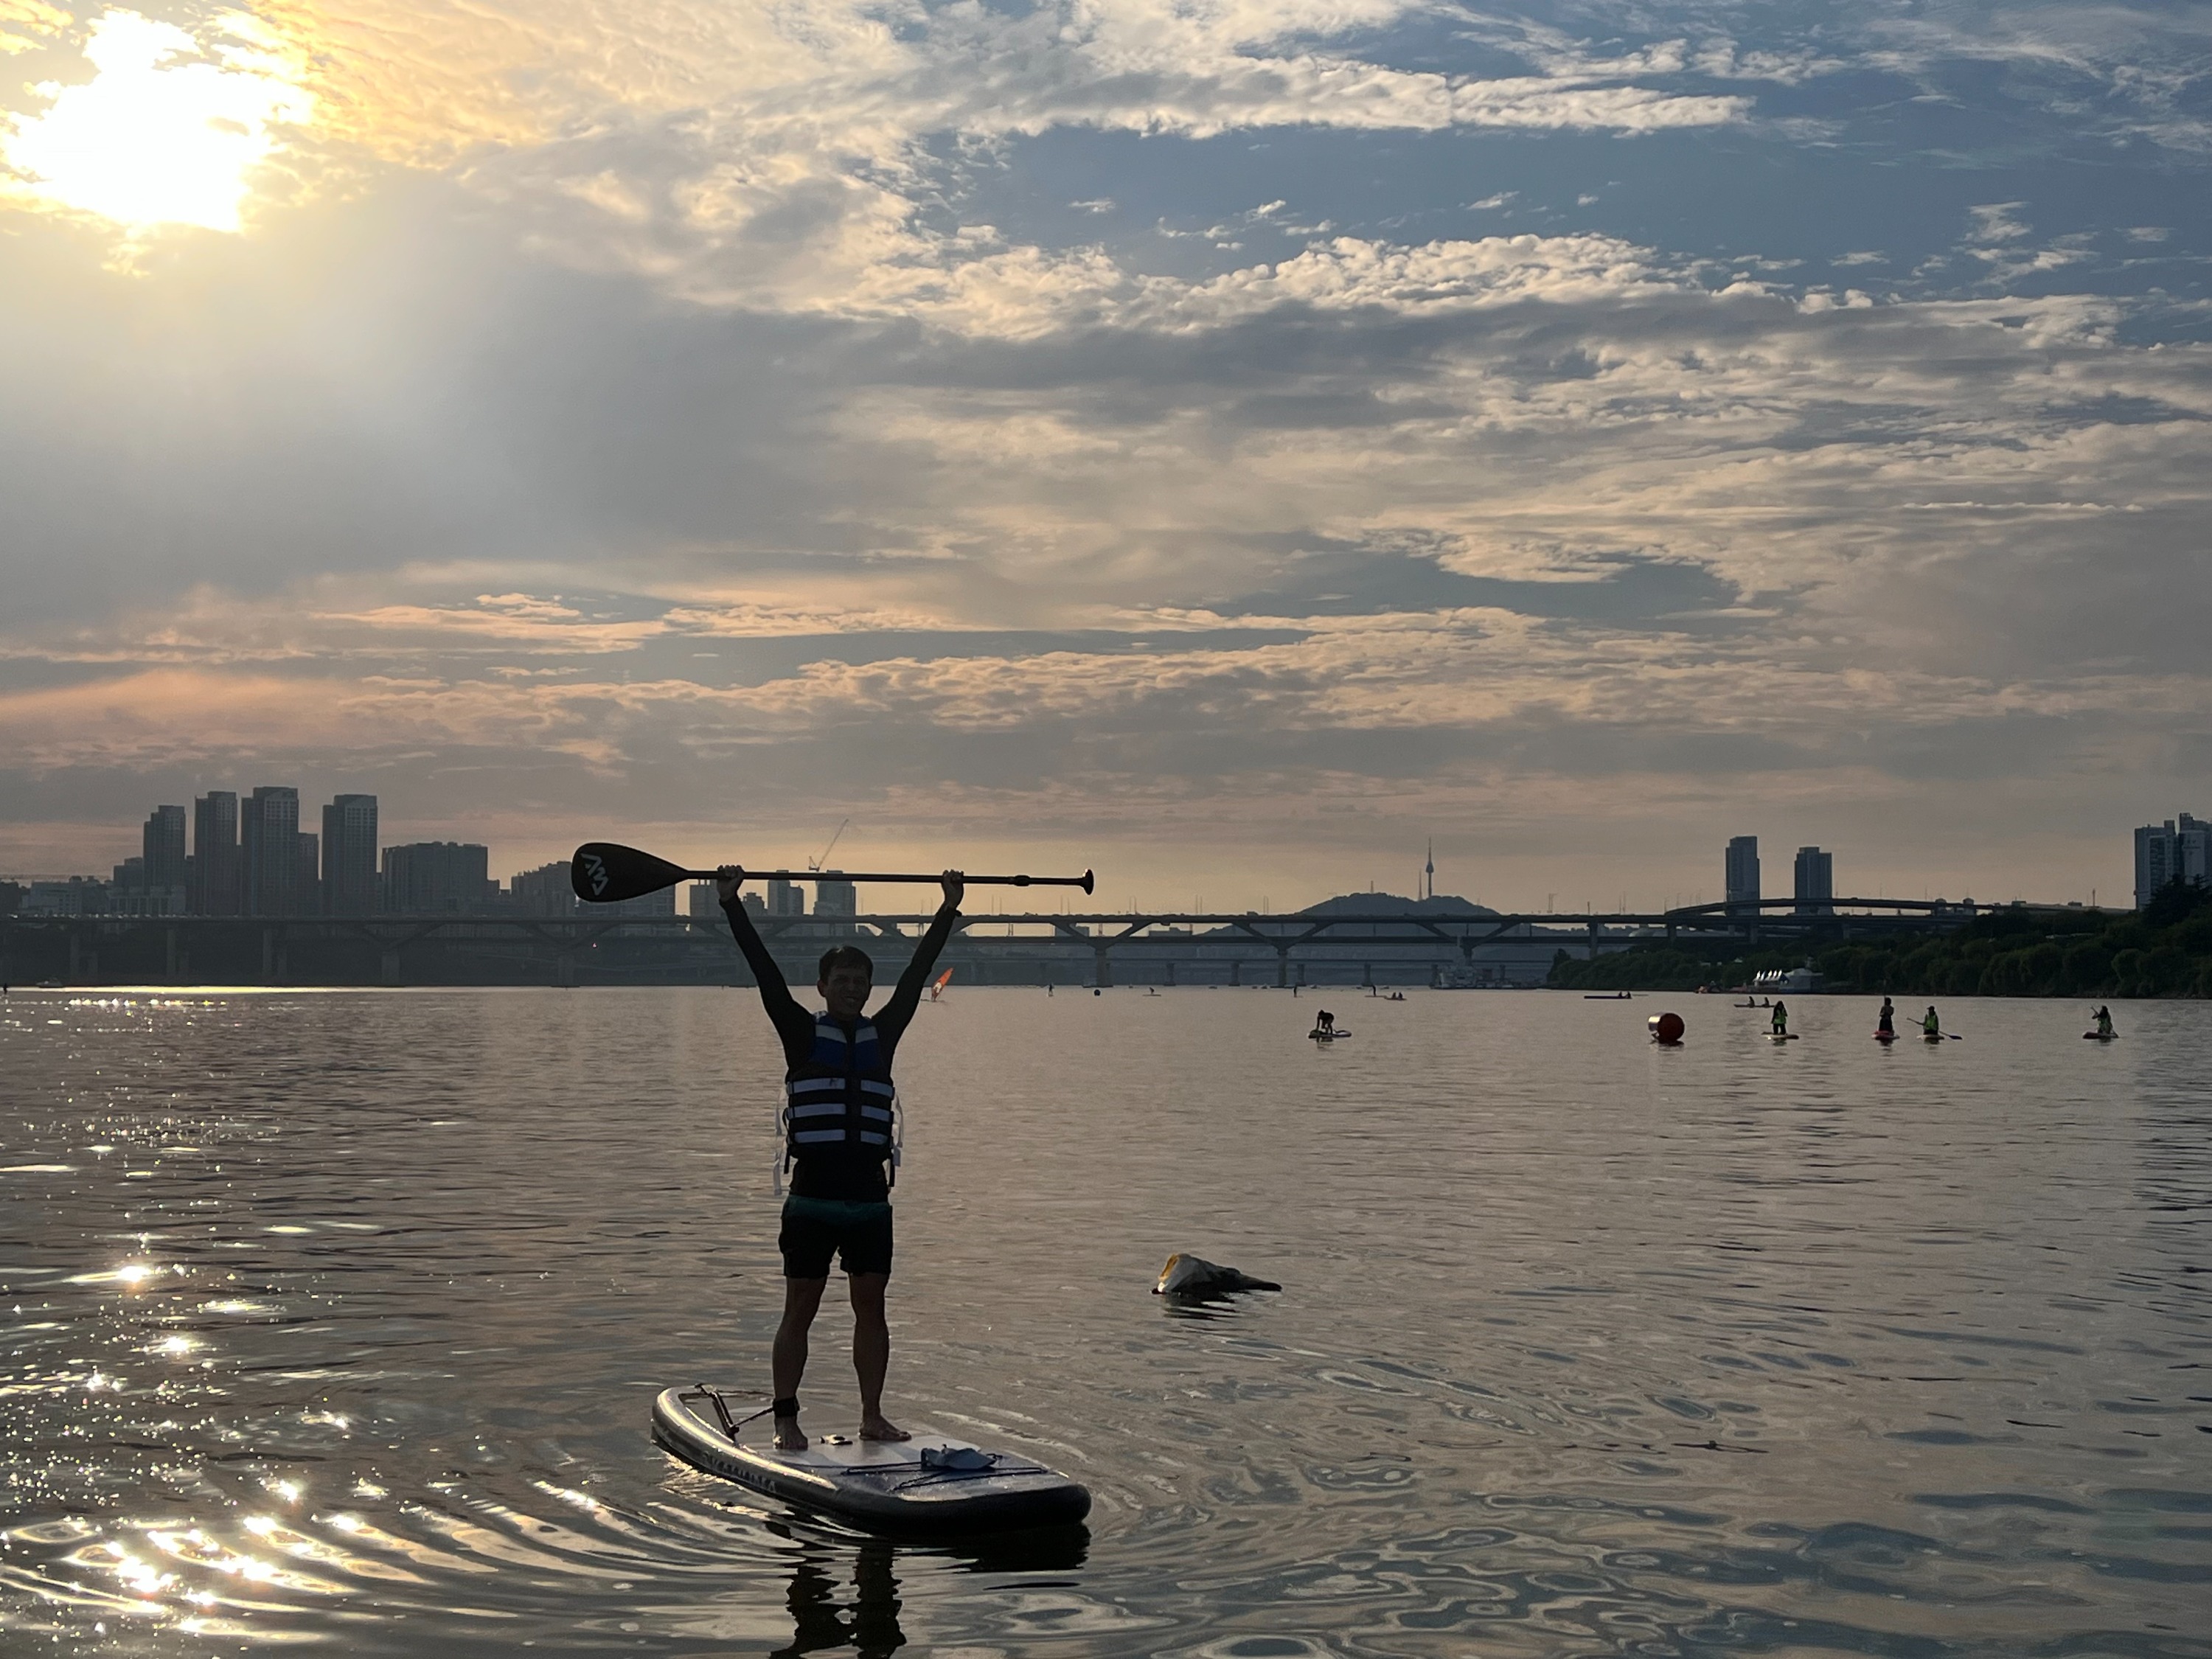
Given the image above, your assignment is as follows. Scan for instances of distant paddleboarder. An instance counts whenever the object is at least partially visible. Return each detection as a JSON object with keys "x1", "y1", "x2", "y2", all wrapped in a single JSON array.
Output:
[
  {"x1": 1770, "y1": 1000, "x2": 1788, "y2": 1037},
  {"x1": 1922, "y1": 1004, "x2": 1943, "y2": 1039},
  {"x1": 715, "y1": 863, "x2": 965, "y2": 1451},
  {"x1": 1877, "y1": 997, "x2": 1895, "y2": 1037},
  {"x1": 2093, "y1": 1005, "x2": 2116, "y2": 1039}
]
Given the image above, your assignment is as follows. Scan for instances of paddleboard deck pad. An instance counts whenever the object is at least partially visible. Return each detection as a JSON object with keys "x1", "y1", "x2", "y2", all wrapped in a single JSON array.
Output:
[{"x1": 653, "y1": 1385, "x2": 1090, "y2": 1536}]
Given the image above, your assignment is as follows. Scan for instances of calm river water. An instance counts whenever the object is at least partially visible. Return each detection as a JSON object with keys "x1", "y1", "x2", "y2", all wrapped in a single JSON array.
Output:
[{"x1": 2, "y1": 986, "x2": 2208, "y2": 1657}]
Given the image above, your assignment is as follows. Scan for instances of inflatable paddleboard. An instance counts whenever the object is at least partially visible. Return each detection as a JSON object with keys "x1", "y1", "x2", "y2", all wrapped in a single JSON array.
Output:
[
  {"x1": 1768, "y1": 1032, "x2": 1798, "y2": 1041},
  {"x1": 2083, "y1": 1031, "x2": 2118, "y2": 1041},
  {"x1": 653, "y1": 1386, "x2": 1089, "y2": 1536},
  {"x1": 1307, "y1": 1027, "x2": 1351, "y2": 1040},
  {"x1": 1874, "y1": 1031, "x2": 1898, "y2": 1043}
]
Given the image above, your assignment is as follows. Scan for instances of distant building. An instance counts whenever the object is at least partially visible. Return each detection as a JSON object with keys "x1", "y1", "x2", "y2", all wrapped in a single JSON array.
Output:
[
  {"x1": 1725, "y1": 835, "x2": 1760, "y2": 915},
  {"x1": 511, "y1": 861, "x2": 578, "y2": 917},
  {"x1": 766, "y1": 877, "x2": 804, "y2": 917},
  {"x1": 111, "y1": 851, "x2": 185, "y2": 916},
  {"x1": 142, "y1": 805, "x2": 187, "y2": 891},
  {"x1": 1793, "y1": 846, "x2": 1834, "y2": 916},
  {"x1": 814, "y1": 872, "x2": 857, "y2": 928},
  {"x1": 192, "y1": 791, "x2": 240, "y2": 915},
  {"x1": 242, "y1": 786, "x2": 301, "y2": 916},
  {"x1": 22, "y1": 877, "x2": 110, "y2": 916},
  {"x1": 2135, "y1": 813, "x2": 2211, "y2": 908},
  {"x1": 383, "y1": 841, "x2": 495, "y2": 914},
  {"x1": 689, "y1": 882, "x2": 722, "y2": 919},
  {"x1": 322, "y1": 795, "x2": 380, "y2": 914},
  {"x1": 296, "y1": 832, "x2": 320, "y2": 912}
]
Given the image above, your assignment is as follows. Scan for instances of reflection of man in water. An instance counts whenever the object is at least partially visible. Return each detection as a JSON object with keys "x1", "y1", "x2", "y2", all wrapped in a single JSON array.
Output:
[{"x1": 773, "y1": 1543, "x2": 905, "y2": 1659}]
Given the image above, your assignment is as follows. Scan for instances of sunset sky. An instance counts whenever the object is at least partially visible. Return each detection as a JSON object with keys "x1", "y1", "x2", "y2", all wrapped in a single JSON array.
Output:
[{"x1": 1, "y1": 0, "x2": 2205, "y2": 911}]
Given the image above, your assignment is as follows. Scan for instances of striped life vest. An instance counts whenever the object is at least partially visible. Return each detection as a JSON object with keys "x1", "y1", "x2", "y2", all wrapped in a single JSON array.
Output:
[{"x1": 783, "y1": 1015, "x2": 897, "y2": 1164}]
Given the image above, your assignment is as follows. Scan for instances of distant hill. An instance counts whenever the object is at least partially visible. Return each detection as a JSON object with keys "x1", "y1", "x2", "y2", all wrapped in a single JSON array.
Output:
[{"x1": 1301, "y1": 891, "x2": 1498, "y2": 919}]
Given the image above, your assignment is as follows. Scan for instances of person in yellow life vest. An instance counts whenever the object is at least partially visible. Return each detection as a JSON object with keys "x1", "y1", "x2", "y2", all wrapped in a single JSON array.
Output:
[
  {"x1": 1922, "y1": 1005, "x2": 1941, "y2": 1037},
  {"x1": 1770, "y1": 1000, "x2": 1788, "y2": 1036}
]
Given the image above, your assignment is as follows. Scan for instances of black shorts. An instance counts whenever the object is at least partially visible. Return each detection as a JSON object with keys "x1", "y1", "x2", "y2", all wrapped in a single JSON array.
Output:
[{"x1": 779, "y1": 1197, "x2": 894, "y2": 1279}]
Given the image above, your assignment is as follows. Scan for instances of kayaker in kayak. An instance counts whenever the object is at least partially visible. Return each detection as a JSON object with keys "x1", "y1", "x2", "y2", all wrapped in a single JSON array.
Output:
[{"x1": 716, "y1": 864, "x2": 964, "y2": 1451}]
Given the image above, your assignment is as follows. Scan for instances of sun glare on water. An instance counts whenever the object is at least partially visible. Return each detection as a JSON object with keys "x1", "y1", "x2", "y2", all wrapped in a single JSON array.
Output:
[{"x1": 1, "y1": 9, "x2": 311, "y2": 234}]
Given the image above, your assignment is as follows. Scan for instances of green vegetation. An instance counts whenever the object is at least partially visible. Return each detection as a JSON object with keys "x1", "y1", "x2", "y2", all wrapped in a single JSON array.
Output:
[{"x1": 1549, "y1": 880, "x2": 2212, "y2": 998}]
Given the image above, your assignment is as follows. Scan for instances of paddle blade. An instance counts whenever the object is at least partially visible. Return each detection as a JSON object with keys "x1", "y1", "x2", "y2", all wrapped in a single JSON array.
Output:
[
  {"x1": 572, "y1": 843, "x2": 690, "y2": 904},
  {"x1": 1079, "y1": 869, "x2": 1094, "y2": 895}
]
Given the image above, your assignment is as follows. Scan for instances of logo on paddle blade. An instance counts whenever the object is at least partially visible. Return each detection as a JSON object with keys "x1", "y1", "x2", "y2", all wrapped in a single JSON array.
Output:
[{"x1": 582, "y1": 852, "x2": 608, "y2": 897}]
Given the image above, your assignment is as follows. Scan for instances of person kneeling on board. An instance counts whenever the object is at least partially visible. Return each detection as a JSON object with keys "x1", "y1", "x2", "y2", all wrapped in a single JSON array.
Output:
[{"x1": 716, "y1": 864, "x2": 965, "y2": 1451}]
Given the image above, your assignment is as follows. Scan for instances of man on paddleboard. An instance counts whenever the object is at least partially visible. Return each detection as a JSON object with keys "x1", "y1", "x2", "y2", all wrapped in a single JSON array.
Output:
[
  {"x1": 1877, "y1": 997, "x2": 1895, "y2": 1037},
  {"x1": 717, "y1": 864, "x2": 965, "y2": 1451}
]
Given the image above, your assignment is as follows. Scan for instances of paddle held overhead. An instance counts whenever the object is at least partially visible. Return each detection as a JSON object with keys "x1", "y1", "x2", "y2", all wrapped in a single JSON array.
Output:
[{"x1": 570, "y1": 842, "x2": 1095, "y2": 906}]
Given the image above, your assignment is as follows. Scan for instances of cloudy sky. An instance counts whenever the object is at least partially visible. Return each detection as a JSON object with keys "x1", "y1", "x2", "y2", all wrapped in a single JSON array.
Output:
[{"x1": 1, "y1": 0, "x2": 2205, "y2": 911}]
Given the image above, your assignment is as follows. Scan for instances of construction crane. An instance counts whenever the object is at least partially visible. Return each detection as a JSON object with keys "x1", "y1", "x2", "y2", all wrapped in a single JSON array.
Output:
[{"x1": 808, "y1": 818, "x2": 850, "y2": 872}]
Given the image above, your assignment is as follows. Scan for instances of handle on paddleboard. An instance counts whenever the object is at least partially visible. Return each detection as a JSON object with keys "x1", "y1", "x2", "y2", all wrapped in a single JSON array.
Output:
[{"x1": 571, "y1": 842, "x2": 1094, "y2": 905}]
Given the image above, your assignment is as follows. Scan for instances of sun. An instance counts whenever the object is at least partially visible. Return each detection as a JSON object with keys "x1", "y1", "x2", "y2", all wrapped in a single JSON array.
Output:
[{"x1": 1, "y1": 9, "x2": 312, "y2": 234}]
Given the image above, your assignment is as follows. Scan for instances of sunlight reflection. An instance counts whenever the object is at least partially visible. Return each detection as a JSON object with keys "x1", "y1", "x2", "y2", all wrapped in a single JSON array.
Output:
[{"x1": 1, "y1": 8, "x2": 311, "y2": 233}]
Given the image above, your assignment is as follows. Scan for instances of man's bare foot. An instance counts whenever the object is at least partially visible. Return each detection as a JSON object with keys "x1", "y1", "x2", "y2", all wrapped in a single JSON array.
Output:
[
  {"x1": 773, "y1": 1415, "x2": 807, "y2": 1452},
  {"x1": 859, "y1": 1414, "x2": 909, "y2": 1442}
]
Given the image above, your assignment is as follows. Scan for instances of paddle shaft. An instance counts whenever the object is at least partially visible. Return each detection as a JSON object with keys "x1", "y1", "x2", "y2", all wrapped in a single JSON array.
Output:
[{"x1": 668, "y1": 869, "x2": 1090, "y2": 890}]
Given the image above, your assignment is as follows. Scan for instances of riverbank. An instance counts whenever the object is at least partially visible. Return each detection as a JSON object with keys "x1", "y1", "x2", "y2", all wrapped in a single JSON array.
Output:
[{"x1": 1551, "y1": 880, "x2": 2212, "y2": 998}]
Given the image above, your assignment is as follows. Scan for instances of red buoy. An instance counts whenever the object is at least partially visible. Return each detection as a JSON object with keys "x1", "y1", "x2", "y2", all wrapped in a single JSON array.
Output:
[{"x1": 1648, "y1": 1012, "x2": 1685, "y2": 1045}]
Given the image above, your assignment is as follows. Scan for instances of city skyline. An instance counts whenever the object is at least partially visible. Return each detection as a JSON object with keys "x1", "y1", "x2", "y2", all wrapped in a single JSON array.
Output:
[
  {"x1": 2, "y1": 3, "x2": 2206, "y2": 912},
  {"x1": 7, "y1": 782, "x2": 2197, "y2": 917}
]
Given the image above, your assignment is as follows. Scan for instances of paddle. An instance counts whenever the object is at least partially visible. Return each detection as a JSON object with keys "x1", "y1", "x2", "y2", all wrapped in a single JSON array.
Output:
[{"x1": 569, "y1": 842, "x2": 1095, "y2": 905}]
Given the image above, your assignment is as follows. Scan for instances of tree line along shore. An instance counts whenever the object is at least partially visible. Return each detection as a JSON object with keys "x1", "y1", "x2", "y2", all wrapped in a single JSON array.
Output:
[{"x1": 1548, "y1": 881, "x2": 2212, "y2": 1000}]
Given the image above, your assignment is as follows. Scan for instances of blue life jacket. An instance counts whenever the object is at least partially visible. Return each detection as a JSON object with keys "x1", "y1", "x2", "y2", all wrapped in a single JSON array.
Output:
[{"x1": 784, "y1": 1015, "x2": 896, "y2": 1166}]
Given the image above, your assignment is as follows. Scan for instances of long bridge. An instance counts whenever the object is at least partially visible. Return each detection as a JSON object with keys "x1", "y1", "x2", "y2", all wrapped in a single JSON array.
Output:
[{"x1": 0, "y1": 897, "x2": 2049, "y2": 990}]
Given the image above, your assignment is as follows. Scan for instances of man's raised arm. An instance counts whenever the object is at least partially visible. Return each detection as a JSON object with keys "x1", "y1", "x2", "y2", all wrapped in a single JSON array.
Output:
[
  {"x1": 874, "y1": 872, "x2": 964, "y2": 1044},
  {"x1": 716, "y1": 866, "x2": 810, "y2": 1047}
]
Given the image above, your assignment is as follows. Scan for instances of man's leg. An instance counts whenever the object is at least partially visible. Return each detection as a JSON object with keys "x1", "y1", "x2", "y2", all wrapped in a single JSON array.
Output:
[
  {"x1": 773, "y1": 1276, "x2": 827, "y2": 1450},
  {"x1": 847, "y1": 1273, "x2": 908, "y2": 1442}
]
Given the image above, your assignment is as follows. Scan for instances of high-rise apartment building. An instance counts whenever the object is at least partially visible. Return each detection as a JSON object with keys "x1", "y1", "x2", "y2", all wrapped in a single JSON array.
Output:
[
  {"x1": 1724, "y1": 835, "x2": 1760, "y2": 915},
  {"x1": 296, "y1": 832, "x2": 320, "y2": 912},
  {"x1": 241, "y1": 786, "x2": 301, "y2": 916},
  {"x1": 142, "y1": 805, "x2": 187, "y2": 892},
  {"x1": 766, "y1": 877, "x2": 804, "y2": 917},
  {"x1": 2135, "y1": 813, "x2": 2211, "y2": 908},
  {"x1": 383, "y1": 841, "x2": 495, "y2": 913},
  {"x1": 511, "y1": 861, "x2": 578, "y2": 917},
  {"x1": 192, "y1": 791, "x2": 240, "y2": 915},
  {"x1": 321, "y1": 794, "x2": 380, "y2": 914},
  {"x1": 813, "y1": 872, "x2": 857, "y2": 921},
  {"x1": 1793, "y1": 846, "x2": 1834, "y2": 916}
]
